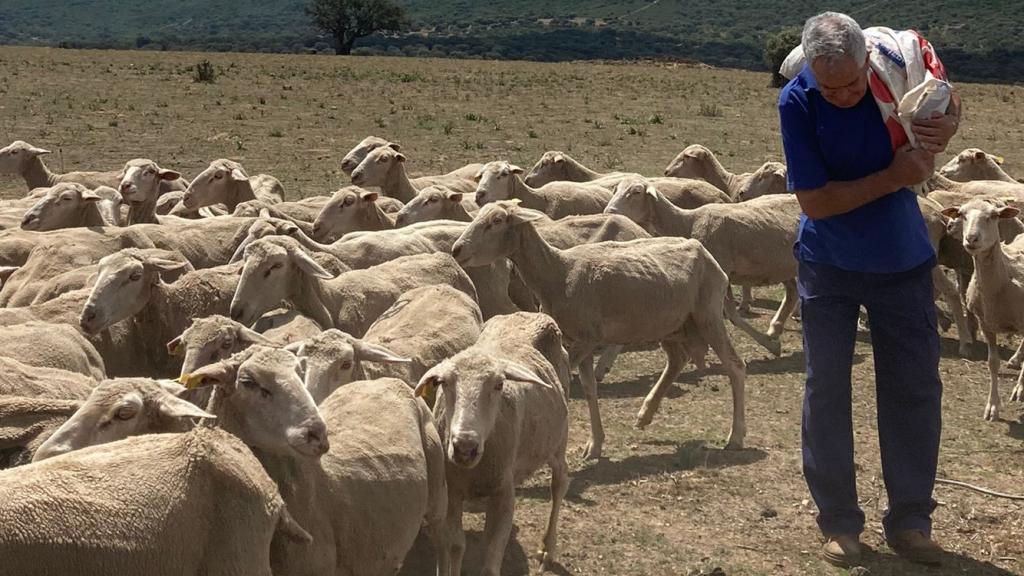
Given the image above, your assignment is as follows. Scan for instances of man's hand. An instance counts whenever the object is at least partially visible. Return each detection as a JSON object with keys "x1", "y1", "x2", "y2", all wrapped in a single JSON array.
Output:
[
  {"x1": 912, "y1": 111, "x2": 958, "y2": 153},
  {"x1": 886, "y1": 148, "x2": 936, "y2": 188}
]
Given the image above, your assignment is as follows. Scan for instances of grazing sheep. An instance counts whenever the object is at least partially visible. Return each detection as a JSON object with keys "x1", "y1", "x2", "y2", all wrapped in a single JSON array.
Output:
[
  {"x1": 182, "y1": 350, "x2": 448, "y2": 576},
  {"x1": 523, "y1": 150, "x2": 628, "y2": 188},
  {"x1": 182, "y1": 159, "x2": 285, "y2": 211},
  {"x1": 940, "y1": 148, "x2": 1017, "y2": 183},
  {"x1": 341, "y1": 135, "x2": 482, "y2": 181},
  {"x1": 350, "y1": 145, "x2": 476, "y2": 203},
  {"x1": 20, "y1": 183, "x2": 122, "y2": 230},
  {"x1": 0, "y1": 396, "x2": 83, "y2": 468},
  {"x1": 0, "y1": 322, "x2": 106, "y2": 380},
  {"x1": 606, "y1": 176, "x2": 799, "y2": 354},
  {"x1": 943, "y1": 199, "x2": 1024, "y2": 420},
  {"x1": 312, "y1": 187, "x2": 395, "y2": 242},
  {"x1": 416, "y1": 311, "x2": 569, "y2": 575},
  {"x1": 0, "y1": 426, "x2": 312, "y2": 576},
  {"x1": 452, "y1": 201, "x2": 748, "y2": 460},
  {"x1": 395, "y1": 185, "x2": 474, "y2": 226},
  {"x1": 663, "y1": 144, "x2": 788, "y2": 200},
  {"x1": 0, "y1": 140, "x2": 187, "y2": 193},
  {"x1": 286, "y1": 329, "x2": 409, "y2": 403},
  {"x1": 230, "y1": 237, "x2": 477, "y2": 337},
  {"x1": 474, "y1": 160, "x2": 613, "y2": 218}
]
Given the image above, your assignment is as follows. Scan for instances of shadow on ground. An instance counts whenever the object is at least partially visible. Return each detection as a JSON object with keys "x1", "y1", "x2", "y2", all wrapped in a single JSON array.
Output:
[{"x1": 400, "y1": 524, "x2": 534, "y2": 576}]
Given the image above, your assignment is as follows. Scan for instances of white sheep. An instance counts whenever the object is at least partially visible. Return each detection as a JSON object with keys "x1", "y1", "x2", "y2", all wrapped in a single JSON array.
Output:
[
  {"x1": 350, "y1": 145, "x2": 477, "y2": 203},
  {"x1": 116, "y1": 158, "x2": 191, "y2": 224},
  {"x1": 523, "y1": 150, "x2": 628, "y2": 188},
  {"x1": 474, "y1": 160, "x2": 613, "y2": 219},
  {"x1": 416, "y1": 311, "x2": 569, "y2": 575},
  {"x1": 943, "y1": 199, "x2": 1024, "y2": 420},
  {"x1": 0, "y1": 356, "x2": 95, "y2": 400},
  {"x1": 341, "y1": 135, "x2": 482, "y2": 181},
  {"x1": 182, "y1": 159, "x2": 285, "y2": 211},
  {"x1": 20, "y1": 183, "x2": 122, "y2": 230},
  {"x1": 663, "y1": 144, "x2": 788, "y2": 201},
  {"x1": 285, "y1": 329, "x2": 409, "y2": 403},
  {"x1": 395, "y1": 185, "x2": 474, "y2": 226},
  {"x1": 0, "y1": 395, "x2": 84, "y2": 468},
  {"x1": 311, "y1": 187, "x2": 395, "y2": 242},
  {"x1": 939, "y1": 148, "x2": 1017, "y2": 183},
  {"x1": 0, "y1": 322, "x2": 106, "y2": 381},
  {"x1": 452, "y1": 201, "x2": 747, "y2": 460}
]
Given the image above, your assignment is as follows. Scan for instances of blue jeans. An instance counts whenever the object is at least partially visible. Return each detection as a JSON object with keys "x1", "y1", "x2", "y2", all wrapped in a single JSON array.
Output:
[{"x1": 799, "y1": 257, "x2": 942, "y2": 538}]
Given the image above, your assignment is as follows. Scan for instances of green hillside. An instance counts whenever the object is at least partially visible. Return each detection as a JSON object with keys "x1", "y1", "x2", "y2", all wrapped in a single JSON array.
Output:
[{"x1": 0, "y1": 0, "x2": 1020, "y2": 82}]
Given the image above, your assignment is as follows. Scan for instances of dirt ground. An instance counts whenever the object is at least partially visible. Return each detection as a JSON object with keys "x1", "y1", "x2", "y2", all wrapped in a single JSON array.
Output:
[{"x1": 1, "y1": 46, "x2": 1022, "y2": 575}]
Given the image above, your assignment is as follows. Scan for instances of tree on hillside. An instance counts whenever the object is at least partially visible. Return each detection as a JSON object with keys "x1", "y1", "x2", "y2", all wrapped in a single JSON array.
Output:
[
  {"x1": 307, "y1": 0, "x2": 408, "y2": 55},
  {"x1": 765, "y1": 27, "x2": 802, "y2": 87}
]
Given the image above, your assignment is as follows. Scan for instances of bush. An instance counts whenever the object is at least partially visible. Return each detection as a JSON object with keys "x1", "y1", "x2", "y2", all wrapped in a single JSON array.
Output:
[
  {"x1": 193, "y1": 59, "x2": 216, "y2": 84},
  {"x1": 764, "y1": 27, "x2": 802, "y2": 88}
]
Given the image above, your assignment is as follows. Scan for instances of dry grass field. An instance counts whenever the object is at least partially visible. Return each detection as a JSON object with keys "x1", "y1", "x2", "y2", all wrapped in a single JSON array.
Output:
[{"x1": 1, "y1": 46, "x2": 1023, "y2": 576}]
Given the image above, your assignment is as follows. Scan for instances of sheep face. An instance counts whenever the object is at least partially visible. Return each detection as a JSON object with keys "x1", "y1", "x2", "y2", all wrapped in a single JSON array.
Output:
[
  {"x1": 21, "y1": 183, "x2": 103, "y2": 231},
  {"x1": 944, "y1": 199, "x2": 1020, "y2": 254},
  {"x1": 183, "y1": 159, "x2": 248, "y2": 209},
  {"x1": 183, "y1": 347, "x2": 329, "y2": 458},
  {"x1": 939, "y1": 148, "x2": 1006, "y2": 182},
  {"x1": 394, "y1": 186, "x2": 462, "y2": 226},
  {"x1": 312, "y1": 188, "x2": 379, "y2": 242},
  {"x1": 416, "y1": 355, "x2": 550, "y2": 469},
  {"x1": 604, "y1": 178, "x2": 656, "y2": 225},
  {"x1": 350, "y1": 146, "x2": 404, "y2": 187},
  {"x1": 474, "y1": 161, "x2": 522, "y2": 206},
  {"x1": 663, "y1": 144, "x2": 712, "y2": 178},
  {"x1": 738, "y1": 162, "x2": 788, "y2": 201},
  {"x1": 523, "y1": 151, "x2": 566, "y2": 188},
  {"x1": 0, "y1": 140, "x2": 50, "y2": 175},
  {"x1": 80, "y1": 251, "x2": 189, "y2": 334},
  {"x1": 231, "y1": 238, "x2": 332, "y2": 328},
  {"x1": 118, "y1": 159, "x2": 180, "y2": 204},
  {"x1": 230, "y1": 218, "x2": 303, "y2": 264},
  {"x1": 341, "y1": 136, "x2": 396, "y2": 175},
  {"x1": 451, "y1": 201, "x2": 537, "y2": 267},
  {"x1": 290, "y1": 330, "x2": 411, "y2": 403},
  {"x1": 32, "y1": 379, "x2": 212, "y2": 462},
  {"x1": 169, "y1": 315, "x2": 275, "y2": 378}
]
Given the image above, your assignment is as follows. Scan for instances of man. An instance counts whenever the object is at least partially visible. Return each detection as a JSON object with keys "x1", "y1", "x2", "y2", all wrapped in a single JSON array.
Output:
[{"x1": 778, "y1": 12, "x2": 960, "y2": 567}]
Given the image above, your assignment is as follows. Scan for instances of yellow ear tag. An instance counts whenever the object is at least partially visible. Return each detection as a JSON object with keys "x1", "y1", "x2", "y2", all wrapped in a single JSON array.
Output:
[
  {"x1": 415, "y1": 381, "x2": 436, "y2": 399},
  {"x1": 994, "y1": 155, "x2": 1006, "y2": 165},
  {"x1": 179, "y1": 373, "x2": 206, "y2": 389}
]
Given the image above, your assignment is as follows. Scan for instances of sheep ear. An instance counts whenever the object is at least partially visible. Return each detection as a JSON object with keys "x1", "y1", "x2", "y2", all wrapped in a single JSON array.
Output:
[
  {"x1": 473, "y1": 168, "x2": 484, "y2": 182},
  {"x1": 395, "y1": 153, "x2": 407, "y2": 163},
  {"x1": 509, "y1": 164, "x2": 524, "y2": 175},
  {"x1": 998, "y1": 206, "x2": 1020, "y2": 219},
  {"x1": 26, "y1": 145, "x2": 50, "y2": 155},
  {"x1": 445, "y1": 191, "x2": 463, "y2": 203},
  {"x1": 146, "y1": 257, "x2": 189, "y2": 282},
  {"x1": 414, "y1": 371, "x2": 443, "y2": 399},
  {"x1": 157, "y1": 391, "x2": 216, "y2": 420},
  {"x1": 237, "y1": 326, "x2": 278, "y2": 347},
  {"x1": 0, "y1": 266, "x2": 19, "y2": 284},
  {"x1": 229, "y1": 235, "x2": 254, "y2": 264},
  {"x1": 552, "y1": 154, "x2": 564, "y2": 163},
  {"x1": 387, "y1": 142, "x2": 401, "y2": 151},
  {"x1": 503, "y1": 361, "x2": 553, "y2": 389},
  {"x1": 79, "y1": 189, "x2": 103, "y2": 202},
  {"x1": 166, "y1": 335, "x2": 183, "y2": 356},
  {"x1": 291, "y1": 247, "x2": 334, "y2": 279},
  {"x1": 283, "y1": 341, "x2": 305, "y2": 355},
  {"x1": 230, "y1": 167, "x2": 249, "y2": 181},
  {"x1": 940, "y1": 206, "x2": 961, "y2": 219},
  {"x1": 973, "y1": 150, "x2": 986, "y2": 161},
  {"x1": 509, "y1": 207, "x2": 545, "y2": 224},
  {"x1": 179, "y1": 359, "x2": 239, "y2": 390},
  {"x1": 360, "y1": 190, "x2": 379, "y2": 203},
  {"x1": 645, "y1": 185, "x2": 659, "y2": 198},
  {"x1": 158, "y1": 169, "x2": 181, "y2": 181},
  {"x1": 354, "y1": 341, "x2": 411, "y2": 364}
]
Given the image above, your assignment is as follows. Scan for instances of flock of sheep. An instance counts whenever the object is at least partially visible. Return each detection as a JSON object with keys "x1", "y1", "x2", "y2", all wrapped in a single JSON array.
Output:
[{"x1": 0, "y1": 133, "x2": 1021, "y2": 575}]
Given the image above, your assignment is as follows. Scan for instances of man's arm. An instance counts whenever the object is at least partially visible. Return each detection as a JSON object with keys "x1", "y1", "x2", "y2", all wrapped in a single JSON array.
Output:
[
  {"x1": 912, "y1": 91, "x2": 961, "y2": 153},
  {"x1": 794, "y1": 148, "x2": 937, "y2": 220}
]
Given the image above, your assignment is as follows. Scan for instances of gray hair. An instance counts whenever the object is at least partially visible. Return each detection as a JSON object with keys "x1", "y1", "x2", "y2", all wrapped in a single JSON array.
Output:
[{"x1": 802, "y1": 12, "x2": 867, "y2": 66}]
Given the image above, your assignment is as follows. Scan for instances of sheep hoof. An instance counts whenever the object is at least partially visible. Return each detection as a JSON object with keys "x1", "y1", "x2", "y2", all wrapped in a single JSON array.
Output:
[
  {"x1": 635, "y1": 411, "x2": 654, "y2": 430},
  {"x1": 538, "y1": 549, "x2": 557, "y2": 570},
  {"x1": 724, "y1": 438, "x2": 744, "y2": 451},
  {"x1": 984, "y1": 404, "x2": 1000, "y2": 421},
  {"x1": 581, "y1": 441, "x2": 602, "y2": 461},
  {"x1": 958, "y1": 344, "x2": 972, "y2": 359},
  {"x1": 766, "y1": 338, "x2": 782, "y2": 357},
  {"x1": 1011, "y1": 384, "x2": 1024, "y2": 403},
  {"x1": 1008, "y1": 357, "x2": 1023, "y2": 370}
]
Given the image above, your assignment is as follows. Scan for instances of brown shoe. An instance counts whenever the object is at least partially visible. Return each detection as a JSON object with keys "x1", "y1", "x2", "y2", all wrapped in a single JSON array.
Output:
[
  {"x1": 888, "y1": 530, "x2": 944, "y2": 566},
  {"x1": 821, "y1": 533, "x2": 864, "y2": 567}
]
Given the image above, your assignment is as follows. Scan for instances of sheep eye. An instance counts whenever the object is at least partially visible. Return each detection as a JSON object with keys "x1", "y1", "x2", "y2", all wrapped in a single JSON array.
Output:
[
  {"x1": 259, "y1": 387, "x2": 272, "y2": 399},
  {"x1": 115, "y1": 406, "x2": 137, "y2": 420},
  {"x1": 343, "y1": 196, "x2": 355, "y2": 206},
  {"x1": 129, "y1": 272, "x2": 142, "y2": 281},
  {"x1": 214, "y1": 172, "x2": 224, "y2": 179},
  {"x1": 427, "y1": 197, "x2": 438, "y2": 203},
  {"x1": 494, "y1": 380, "x2": 505, "y2": 391},
  {"x1": 340, "y1": 360, "x2": 353, "y2": 370},
  {"x1": 240, "y1": 377, "x2": 257, "y2": 389},
  {"x1": 491, "y1": 217, "x2": 504, "y2": 225},
  {"x1": 220, "y1": 339, "x2": 233, "y2": 350}
]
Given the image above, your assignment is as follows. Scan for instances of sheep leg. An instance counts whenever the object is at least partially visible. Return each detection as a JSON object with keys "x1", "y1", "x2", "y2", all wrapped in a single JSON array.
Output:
[
  {"x1": 767, "y1": 279, "x2": 798, "y2": 339},
  {"x1": 723, "y1": 297, "x2": 782, "y2": 356},
  {"x1": 1012, "y1": 359, "x2": 1024, "y2": 403},
  {"x1": 932, "y1": 267, "x2": 973, "y2": 357},
  {"x1": 594, "y1": 345, "x2": 621, "y2": 382},
  {"x1": 540, "y1": 451, "x2": 569, "y2": 569},
  {"x1": 571, "y1": 343, "x2": 604, "y2": 460},
  {"x1": 445, "y1": 494, "x2": 466, "y2": 576},
  {"x1": 636, "y1": 340, "x2": 687, "y2": 430},
  {"x1": 480, "y1": 488, "x2": 516, "y2": 576},
  {"x1": 984, "y1": 330, "x2": 1001, "y2": 421},
  {"x1": 738, "y1": 285, "x2": 754, "y2": 314},
  {"x1": 1008, "y1": 339, "x2": 1024, "y2": 370},
  {"x1": 699, "y1": 306, "x2": 748, "y2": 449}
]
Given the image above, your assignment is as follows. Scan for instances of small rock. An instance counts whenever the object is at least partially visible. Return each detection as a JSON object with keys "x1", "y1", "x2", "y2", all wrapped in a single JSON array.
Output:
[
  {"x1": 760, "y1": 507, "x2": 778, "y2": 519},
  {"x1": 849, "y1": 567, "x2": 870, "y2": 576}
]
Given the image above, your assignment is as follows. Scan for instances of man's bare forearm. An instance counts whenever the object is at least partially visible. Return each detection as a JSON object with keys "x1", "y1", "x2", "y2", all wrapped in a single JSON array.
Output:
[{"x1": 795, "y1": 169, "x2": 900, "y2": 220}]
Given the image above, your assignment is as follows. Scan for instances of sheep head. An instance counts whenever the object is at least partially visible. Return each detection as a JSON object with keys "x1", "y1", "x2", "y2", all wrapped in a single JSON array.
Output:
[
  {"x1": 474, "y1": 161, "x2": 523, "y2": 206},
  {"x1": 21, "y1": 183, "x2": 104, "y2": 231},
  {"x1": 230, "y1": 236, "x2": 333, "y2": 328},
  {"x1": 183, "y1": 158, "x2": 248, "y2": 209},
  {"x1": 451, "y1": 200, "x2": 544, "y2": 267}
]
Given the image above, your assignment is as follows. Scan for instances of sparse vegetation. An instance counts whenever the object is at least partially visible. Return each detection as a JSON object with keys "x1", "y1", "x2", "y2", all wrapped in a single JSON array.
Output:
[{"x1": 192, "y1": 59, "x2": 216, "y2": 83}]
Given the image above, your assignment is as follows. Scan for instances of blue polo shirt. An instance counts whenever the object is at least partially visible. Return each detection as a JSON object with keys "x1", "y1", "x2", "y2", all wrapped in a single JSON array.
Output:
[{"x1": 779, "y1": 65, "x2": 934, "y2": 273}]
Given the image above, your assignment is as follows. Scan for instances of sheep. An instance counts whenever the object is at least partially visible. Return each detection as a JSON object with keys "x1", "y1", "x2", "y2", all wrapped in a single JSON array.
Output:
[
  {"x1": 350, "y1": 145, "x2": 477, "y2": 203},
  {"x1": 20, "y1": 182, "x2": 122, "y2": 230},
  {"x1": 0, "y1": 425, "x2": 312, "y2": 576},
  {"x1": 0, "y1": 356, "x2": 95, "y2": 400},
  {"x1": 0, "y1": 321, "x2": 106, "y2": 380},
  {"x1": 474, "y1": 160, "x2": 613, "y2": 219},
  {"x1": 116, "y1": 158, "x2": 192, "y2": 224},
  {"x1": 254, "y1": 309, "x2": 326, "y2": 343},
  {"x1": 133, "y1": 215, "x2": 257, "y2": 269},
  {"x1": 230, "y1": 237, "x2": 478, "y2": 337},
  {"x1": 234, "y1": 195, "x2": 331, "y2": 220},
  {"x1": 940, "y1": 148, "x2": 1017, "y2": 183},
  {"x1": 415, "y1": 311, "x2": 569, "y2": 575},
  {"x1": 395, "y1": 185, "x2": 474, "y2": 226},
  {"x1": 606, "y1": 176, "x2": 799, "y2": 354},
  {"x1": 523, "y1": 150, "x2": 629, "y2": 188},
  {"x1": 168, "y1": 314, "x2": 282, "y2": 377},
  {"x1": 452, "y1": 201, "x2": 748, "y2": 460},
  {"x1": 0, "y1": 396, "x2": 83, "y2": 468},
  {"x1": 181, "y1": 350, "x2": 449, "y2": 576},
  {"x1": 311, "y1": 187, "x2": 395, "y2": 242},
  {"x1": 663, "y1": 144, "x2": 788, "y2": 200},
  {"x1": 286, "y1": 329, "x2": 410, "y2": 403},
  {"x1": 942, "y1": 199, "x2": 1024, "y2": 420},
  {"x1": 341, "y1": 135, "x2": 482, "y2": 181},
  {"x1": 182, "y1": 159, "x2": 285, "y2": 211},
  {"x1": 0, "y1": 140, "x2": 187, "y2": 192}
]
